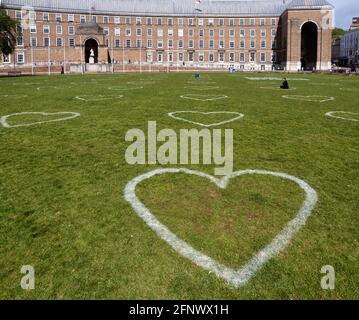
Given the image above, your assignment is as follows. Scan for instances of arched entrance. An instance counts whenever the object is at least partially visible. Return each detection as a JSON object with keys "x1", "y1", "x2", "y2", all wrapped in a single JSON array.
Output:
[
  {"x1": 84, "y1": 38, "x2": 98, "y2": 63},
  {"x1": 301, "y1": 22, "x2": 318, "y2": 71}
]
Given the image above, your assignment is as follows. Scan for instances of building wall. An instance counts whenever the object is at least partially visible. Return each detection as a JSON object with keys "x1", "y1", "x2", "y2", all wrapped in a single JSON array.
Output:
[
  {"x1": 340, "y1": 28, "x2": 359, "y2": 65},
  {"x1": 0, "y1": 6, "x2": 332, "y2": 73}
]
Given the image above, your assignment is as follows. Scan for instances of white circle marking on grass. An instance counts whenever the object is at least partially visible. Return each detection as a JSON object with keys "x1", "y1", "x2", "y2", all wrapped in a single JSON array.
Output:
[
  {"x1": 180, "y1": 94, "x2": 228, "y2": 102},
  {"x1": 124, "y1": 168, "x2": 318, "y2": 288},
  {"x1": 75, "y1": 95, "x2": 124, "y2": 101},
  {"x1": 325, "y1": 111, "x2": 359, "y2": 122},
  {"x1": 168, "y1": 111, "x2": 244, "y2": 127},
  {"x1": 108, "y1": 86, "x2": 143, "y2": 91},
  {"x1": 282, "y1": 95, "x2": 334, "y2": 103},
  {"x1": 0, "y1": 112, "x2": 81, "y2": 128}
]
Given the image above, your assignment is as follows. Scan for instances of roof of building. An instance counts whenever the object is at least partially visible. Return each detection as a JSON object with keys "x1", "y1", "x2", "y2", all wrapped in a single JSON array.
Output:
[{"x1": 1, "y1": 0, "x2": 334, "y2": 17}]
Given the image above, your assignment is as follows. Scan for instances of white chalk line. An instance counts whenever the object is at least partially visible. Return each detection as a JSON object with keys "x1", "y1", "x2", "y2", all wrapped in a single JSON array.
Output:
[
  {"x1": 246, "y1": 77, "x2": 309, "y2": 81},
  {"x1": 180, "y1": 94, "x2": 228, "y2": 102},
  {"x1": 0, "y1": 94, "x2": 28, "y2": 98},
  {"x1": 108, "y1": 86, "x2": 143, "y2": 91},
  {"x1": 282, "y1": 95, "x2": 335, "y2": 103},
  {"x1": 124, "y1": 168, "x2": 318, "y2": 288},
  {"x1": 339, "y1": 87, "x2": 359, "y2": 92},
  {"x1": 325, "y1": 111, "x2": 359, "y2": 122},
  {"x1": 0, "y1": 112, "x2": 81, "y2": 128},
  {"x1": 260, "y1": 87, "x2": 297, "y2": 91},
  {"x1": 311, "y1": 83, "x2": 339, "y2": 86},
  {"x1": 168, "y1": 111, "x2": 244, "y2": 127},
  {"x1": 184, "y1": 86, "x2": 220, "y2": 91},
  {"x1": 75, "y1": 95, "x2": 124, "y2": 101}
]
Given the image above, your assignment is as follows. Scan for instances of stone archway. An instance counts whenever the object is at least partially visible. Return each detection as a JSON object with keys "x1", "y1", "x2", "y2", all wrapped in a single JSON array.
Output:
[
  {"x1": 84, "y1": 38, "x2": 98, "y2": 63},
  {"x1": 301, "y1": 21, "x2": 318, "y2": 71}
]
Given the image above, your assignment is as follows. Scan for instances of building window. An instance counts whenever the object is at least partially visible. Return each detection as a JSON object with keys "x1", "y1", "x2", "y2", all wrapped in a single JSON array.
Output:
[
  {"x1": 189, "y1": 18, "x2": 194, "y2": 26},
  {"x1": 219, "y1": 18, "x2": 224, "y2": 26},
  {"x1": 114, "y1": 16, "x2": 120, "y2": 24},
  {"x1": 230, "y1": 40, "x2": 235, "y2": 49},
  {"x1": 178, "y1": 18, "x2": 184, "y2": 25},
  {"x1": 126, "y1": 39, "x2": 131, "y2": 48},
  {"x1": 208, "y1": 18, "x2": 214, "y2": 26},
  {"x1": 250, "y1": 18, "x2": 255, "y2": 26},
  {"x1": 17, "y1": 52, "x2": 24, "y2": 64},
  {"x1": 43, "y1": 12, "x2": 49, "y2": 21},
  {"x1": 219, "y1": 29, "x2": 224, "y2": 37},
  {"x1": 250, "y1": 52, "x2": 256, "y2": 62},
  {"x1": 15, "y1": 11, "x2": 22, "y2": 20},
  {"x1": 69, "y1": 39, "x2": 75, "y2": 47},
  {"x1": 209, "y1": 53, "x2": 214, "y2": 62},
  {"x1": 189, "y1": 29, "x2": 194, "y2": 37},
  {"x1": 157, "y1": 18, "x2": 162, "y2": 25},
  {"x1": 189, "y1": 52, "x2": 194, "y2": 62},
  {"x1": 147, "y1": 28, "x2": 152, "y2": 36},
  {"x1": 30, "y1": 37, "x2": 37, "y2": 47},
  {"x1": 261, "y1": 40, "x2": 266, "y2": 48},
  {"x1": 178, "y1": 29, "x2": 184, "y2": 37},
  {"x1": 199, "y1": 53, "x2": 204, "y2": 62},
  {"x1": 126, "y1": 29, "x2": 131, "y2": 36},
  {"x1": 68, "y1": 14, "x2": 75, "y2": 22},
  {"x1": 188, "y1": 40, "x2": 194, "y2": 48},
  {"x1": 199, "y1": 29, "x2": 204, "y2": 37},
  {"x1": 168, "y1": 29, "x2": 173, "y2": 37},
  {"x1": 114, "y1": 39, "x2": 121, "y2": 48},
  {"x1": 80, "y1": 15, "x2": 86, "y2": 23},
  {"x1": 136, "y1": 17, "x2": 141, "y2": 25},
  {"x1": 219, "y1": 52, "x2": 224, "y2": 62},
  {"x1": 250, "y1": 40, "x2": 255, "y2": 48},
  {"x1": 126, "y1": 17, "x2": 131, "y2": 24},
  {"x1": 44, "y1": 37, "x2": 50, "y2": 47},
  {"x1": 2, "y1": 54, "x2": 11, "y2": 63},
  {"x1": 209, "y1": 29, "x2": 214, "y2": 37},
  {"x1": 43, "y1": 25, "x2": 50, "y2": 34},
  {"x1": 198, "y1": 19, "x2": 204, "y2": 26},
  {"x1": 250, "y1": 29, "x2": 255, "y2": 37},
  {"x1": 240, "y1": 40, "x2": 245, "y2": 48},
  {"x1": 136, "y1": 39, "x2": 142, "y2": 48},
  {"x1": 92, "y1": 16, "x2": 97, "y2": 23},
  {"x1": 157, "y1": 29, "x2": 163, "y2": 37},
  {"x1": 240, "y1": 18, "x2": 245, "y2": 26},
  {"x1": 209, "y1": 40, "x2": 214, "y2": 49},
  {"x1": 103, "y1": 16, "x2": 109, "y2": 24},
  {"x1": 56, "y1": 38, "x2": 63, "y2": 47},
  {"x1": 240, "y1": 29, "x2": 245, "y2": 37},
  {"x1": 56, "y1": 25, "x2": 62, "y2": 34},
  {"x1": 115, "y1": 28, "x2": 120, "y2": 36},
  {"x1": 261, "y1": 29, "x2": 266, "y2": 37},
  {"x1": 229, "y1": 19, "x2": 235, "y2": 26},
  {"x1": 260, "y1": 52, "x2": 266, "y2": 62},
  {"x1": 229, "y1": 52, "x2": 235, "y2": 62},
  {"x1": 56, "y1": 14, "x2": 62, "y2": 22},
  {"x1": 30, "y1": 25, "x2": 36, "y2": 33},
  {"x1": 178, "y1": 39, "x2": 183, "y2": 48},
  {"x1": 147, "y1": 39, "x2": 152, "y2": 48},
  {"x1": 219, "y1": 40, "x2": 224, "y2": 48},
  {"x1": 272, "y1": 18, "x2": 276, "y2": 26},
  {"x1": 260, "y1": 18, "x2": 265, "y2": 26},
  {"x1": 136, "y1": 28, "x2": 142, "y2": 36},
  {"x1": 272, "y1": 29, "x2": 277, "y2": 37},
  {"x1": 103, "y1": 27, "x2": 109, "y2": 36},
  {"x1": 146, "y1": 17, "x2": 152, "y2": 25},
  {"x1": 168, "y1": 39, "x2": 173, "y2": 48},
  {"x1": 199, "y1": 39, "x2": 204, "y2": 49},
  {"x1": 68, "y1": 26, "x2": 75, "y2": 35},
  {"x1": 240, "y1": 52, "x2": 245, "y2": 62},
  {"x1": 168, "y1": 18, "x2": 173, "y2": 25},
  {"x1": 178, "y1": 52, "x2": 184, "y2": 62},
  {"x1": 158, "y1": 52, "x2": 163, "y2": 62},
  {"x1": 157, "y1": 40, "x2": 163, "y2": 48},
  {"x1": 16, "y1": 36, "x2": 23, "y2": 46}
]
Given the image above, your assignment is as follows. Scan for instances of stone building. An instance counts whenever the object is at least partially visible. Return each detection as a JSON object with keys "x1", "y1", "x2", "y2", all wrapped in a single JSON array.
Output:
[{"x1": 0, "y1": 0, "x2": 334, "y2": 74}]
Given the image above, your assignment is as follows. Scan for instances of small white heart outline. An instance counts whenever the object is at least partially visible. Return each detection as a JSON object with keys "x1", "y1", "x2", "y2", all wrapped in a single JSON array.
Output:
[
  {"x1": 168, "y1": 111, "x2": 244, "y2": 127},
  {"x1": 180, "y1": 94, "x2": 228, "y2": 102},
  {"x1": 325, "y1": 111, "x2": 359, "y2": 122},
  {"x1": 124, "y1": 168, "x2": 318, "y2": 288},
  {"x1": 282, "y1": 95, "x2": 334, "y2": 103},
  {"x1": 0, "y1": 112, "x2": 81, "y2": 128}
]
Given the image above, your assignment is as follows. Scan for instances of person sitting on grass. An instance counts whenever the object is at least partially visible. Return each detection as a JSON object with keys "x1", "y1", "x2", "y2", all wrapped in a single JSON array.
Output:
[{"x1": 280, "y1": 78, "x2": 289, "y2": 89}]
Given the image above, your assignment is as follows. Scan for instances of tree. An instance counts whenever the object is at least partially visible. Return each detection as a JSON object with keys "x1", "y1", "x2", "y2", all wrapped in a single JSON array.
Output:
[
  {"x1": 0, "y1": 4, "x2": 19, "y2": 56},
  {"x1": 332, "y1": 28, "x2": 345, "y2": 40}
]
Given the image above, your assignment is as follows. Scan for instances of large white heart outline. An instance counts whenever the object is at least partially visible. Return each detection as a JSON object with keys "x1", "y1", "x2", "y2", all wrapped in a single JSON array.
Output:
[
  {"x1": 282, "y1": 95, "x2": 334, "y2": 103},
  {"x1": 0, "y1": 112, "x2": 81, "y2": 128},
  {"x1": 168, "y1": 111, "x2": 244, "y2": 127},
  {"x1": 124, "y1": 168, "x2": 318, "y2": 288},
  {"x1": 325, "y1": 111, "x2": 359, "y2": 122}
]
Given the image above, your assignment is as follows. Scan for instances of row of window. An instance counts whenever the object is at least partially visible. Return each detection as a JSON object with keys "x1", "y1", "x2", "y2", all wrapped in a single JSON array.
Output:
[
  {"x1": 25, "y1": 25, "x2": 278, "y2": 38},
  {"x1": 17, "y1": 36, "x2": 277, "y2": 50},
  {"x1": 2, "y1": 51, "x2": 277, "y2": 64},
  {"x1": 15, "y1": 10, "x2": 277, "y2": 27}
]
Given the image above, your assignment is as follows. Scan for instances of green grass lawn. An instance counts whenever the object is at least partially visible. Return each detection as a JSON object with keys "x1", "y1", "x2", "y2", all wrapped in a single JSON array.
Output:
[{"x1": 0, "y1": 72, "x2": 358, "y2": 299}]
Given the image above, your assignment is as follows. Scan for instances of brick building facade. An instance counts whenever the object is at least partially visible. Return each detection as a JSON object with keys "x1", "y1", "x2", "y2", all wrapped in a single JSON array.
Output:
[{"x1": 0, "y1": 0, "x2": 334, "y2": 74}]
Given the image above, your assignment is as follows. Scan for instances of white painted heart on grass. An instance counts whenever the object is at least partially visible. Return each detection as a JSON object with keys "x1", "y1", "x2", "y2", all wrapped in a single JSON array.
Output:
[
  {"x1": 168, "y1": 111, "x2": 244, "y2": 127},
  {"x1": 0, "y1": 112, "x2": 80, "y2": 128},
  {"x1": 184, "y1": 86, "x2": 219, "y2": 91},
  {"x1": 124, "y1": 168, "x2": 318, "y2": 288},
  {"x1": 180, "y1": 94, "x2": 228, "y2": 102},
  {"x1": 75, "y1": 95, "x2": 123, "y2": 101},
  {"x1": 325, "y1": 111, "x2": 359, "y2": 122},
  {"x1": 282, "y1": 95, "x2": 334, "y2": 103}
]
